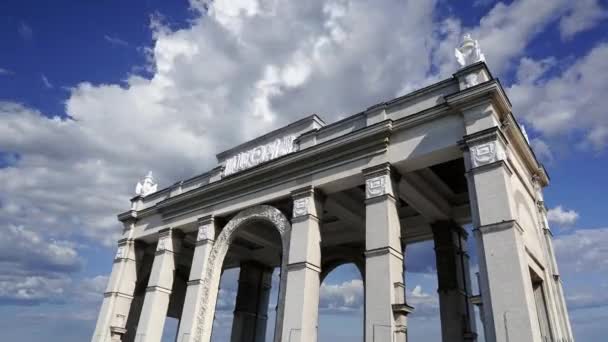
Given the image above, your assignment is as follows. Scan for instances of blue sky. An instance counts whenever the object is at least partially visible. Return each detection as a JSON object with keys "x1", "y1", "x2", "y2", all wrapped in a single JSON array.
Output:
[{"x1": 0, "y1": 0, "x2": 607, "y2": 341}]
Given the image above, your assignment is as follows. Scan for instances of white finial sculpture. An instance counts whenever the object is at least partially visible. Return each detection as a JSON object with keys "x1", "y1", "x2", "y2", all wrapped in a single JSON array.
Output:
[
  {"x1": 455, "y1": 33, "x2": 485, "y2": 68},
  {"x1": 135, "y1": 171, "x2": 158, "y2": 197},
  {"x1": 520, "y1": 124, "x2": 530, "y2": 144}
]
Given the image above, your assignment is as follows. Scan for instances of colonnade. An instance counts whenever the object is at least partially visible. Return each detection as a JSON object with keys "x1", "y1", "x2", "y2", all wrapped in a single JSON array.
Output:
[
  {"x1": 94, "y1": 124, "x2": 570, "y2": 342},
  {"x1": 93, "y1": 165, "x2": 484, "y2": 342}
]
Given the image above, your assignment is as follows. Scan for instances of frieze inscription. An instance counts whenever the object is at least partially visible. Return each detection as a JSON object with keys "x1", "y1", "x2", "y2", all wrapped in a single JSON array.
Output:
[{"x1": 223, "y1": 136, "x2": 297, "y2": 176}]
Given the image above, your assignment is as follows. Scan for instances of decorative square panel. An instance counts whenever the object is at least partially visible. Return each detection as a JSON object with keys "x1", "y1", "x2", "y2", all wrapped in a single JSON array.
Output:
[
  {"x1": 292, "y1": 197, "x2": 309, "y2": 218},
  {"x1": 114, "y1": 246, "x2": 124, "y2": 260},
  {"x1": 366, "y1": 176, "x2": 386, "y2": 199},
  {"x1": 470, "y1": 141, "x2": 506, "y2": 168},
  {"x1": 197, "y1": 224, "x2": 213, "y2": 241}
]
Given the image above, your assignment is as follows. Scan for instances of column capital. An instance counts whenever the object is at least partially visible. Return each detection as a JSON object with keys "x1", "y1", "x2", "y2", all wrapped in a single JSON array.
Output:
[
  {"x1": 459, "y1": 126, "x2": 509, "y2": 170},
  {"x1": 156, "y1": 227, "x2": 182, "y2": 254},
  {"x1": 197, "y1": 214, "x2": 215, "y2": 225},
  {"x1": 362, "y1": 162, "x2": 399, "y2": 200},
  {"x1": 114, "y1": 238, "x2": 136, "y2": 261},
  {"x1": 362, "y1": 162, "x2": 396, "y2": 179},
  {"x1": 196, "y1": 215, "x2": 217, "y2": 243},
  {"x1": 290, "y1": 186, "x2": 324, "y2": 220}
]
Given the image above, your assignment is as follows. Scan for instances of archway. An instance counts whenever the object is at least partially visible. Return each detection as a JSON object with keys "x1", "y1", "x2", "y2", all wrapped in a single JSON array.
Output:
[{"x1": 194, "y1": 205, "x2": 291, "y2": 342}]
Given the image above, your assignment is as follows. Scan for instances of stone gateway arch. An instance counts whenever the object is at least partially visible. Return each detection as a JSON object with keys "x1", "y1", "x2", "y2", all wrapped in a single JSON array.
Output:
[{"x1": 91, "y1": 36, "x2": 574, "y2": 342}]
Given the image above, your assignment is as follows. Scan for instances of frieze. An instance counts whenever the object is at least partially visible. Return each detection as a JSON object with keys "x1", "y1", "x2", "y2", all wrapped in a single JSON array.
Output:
[{"x1": 223, "y1": 135, "x2": 297, "y2": 176}]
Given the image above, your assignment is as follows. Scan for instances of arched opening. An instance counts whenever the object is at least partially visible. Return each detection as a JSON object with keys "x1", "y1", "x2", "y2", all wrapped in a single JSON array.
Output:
[
  {"x1": 197, "y1": 205, "x2": 290, "y2": 342},
  {"x1": 318, "y1": 263, "x2": 364, "y2": 341}
]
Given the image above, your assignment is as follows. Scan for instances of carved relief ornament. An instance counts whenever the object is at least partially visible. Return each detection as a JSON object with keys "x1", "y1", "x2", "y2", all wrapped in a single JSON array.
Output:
[
  {"x1": 156, "y1": 238, "x2": 166, "y2": 252},
  {"x1": 223, "y1": 135, "x2": 297, "y2": 177},
  {"x1": 469, "y1": 140, "x2": 507, "y2": 168},
  {"x1": 114, "y1": 246, "x2": 124, "y2": 260},
  {"x1": 366, "y1": 175, "x2": 386, "y2": 199},
  {"x1": 197, "y1": 224, "x2": 213, "y2": 242},
  {"x1": 193, "y1": 205, "x2": 291, "y2": 342},
  {"x1": 292, "y1": 197, "x2": 309, "y2": 218}
]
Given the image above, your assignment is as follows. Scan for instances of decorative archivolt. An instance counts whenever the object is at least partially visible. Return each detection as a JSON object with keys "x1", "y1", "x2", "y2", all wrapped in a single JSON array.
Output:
[{"x1": 194, "y1": 205, "x2": 291, "y2": 342}]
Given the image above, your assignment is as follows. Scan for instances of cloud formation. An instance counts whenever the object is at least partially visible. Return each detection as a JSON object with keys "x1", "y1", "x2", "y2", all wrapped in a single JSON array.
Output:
[
  {"x1": 320, "y1": 279, "x2": 363, "y2": 313},
  {"x1": 547, "y1": 205, "x2": 579, "y2": 226},
  {"x1": 509, "y1": 43, "x2": 608, "y2": 150},
  {"x1": 0, "y1": 225, "x2": 82, "y2": 304},
  {"x1": 104, "y1": 35, "x2": 129, "y2": 47},
  {"x1": 41, "y1": 74, "x2": 54, "y2": 89},
  {"x1": 554, "y1": 227, "x2": 608, "y2": 273},
  {"x1": 1, "y1": 0, "x2": 607, "y2": 321}
]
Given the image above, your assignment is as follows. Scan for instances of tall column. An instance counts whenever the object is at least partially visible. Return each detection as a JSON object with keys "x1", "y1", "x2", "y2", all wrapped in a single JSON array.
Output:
[
  {"x1": 230, "y1": 262, "x2": 273, "y2": 342},
  {"x1": 431, "y1": 221, "x2": 476, "y2": 342},
  {"x1": 134, "y1": 228, "x2": 182, "y2": 342},
  {"x1": 363, "y1": 163, "x2": 411, "y2": 342},
  {"x1": 462, "y1": 127, "x2": 542, "y2": 342},
  {"x1": 177, "y1": 216, "x2": 217, "y2": 342},
  {"x1": 91, "y1": 237, "x2": 140, "y2": 342},
  {"x1": 281, "y1": 186, "x2": 322, "y2": 342}
]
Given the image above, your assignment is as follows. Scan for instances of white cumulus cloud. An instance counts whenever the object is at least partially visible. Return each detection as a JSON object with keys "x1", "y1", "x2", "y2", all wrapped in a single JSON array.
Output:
[
  {"x1": 547, "y1": 205, "x2": 579, "y2": 226},
  {"x1": 320, "y1": 279, "x2": 364, "y2": 313},
  {"x1": 554, "y1": 227, "x2": 608, "y2": 273},
  {"x1": 509, "y1": 43, "x2": 608, "y2": 150}
]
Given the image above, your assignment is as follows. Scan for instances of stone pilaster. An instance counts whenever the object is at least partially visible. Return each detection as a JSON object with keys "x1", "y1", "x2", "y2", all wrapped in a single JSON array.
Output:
[
  {"x1": 134, "y1": 228, "x2": 182, "y2": 342},
  {"x1": 177, "y1": 216, "x2": 218, "y2": 342},
  {"x1": 363, "y1": 163, "x2": 410, "y2": 342},
  {"x1": 533, "y1": 181, "x2": 574, "y2": 341},
  {"x1": 431, "y1": 221, "x2": 477, "y2": 342},
  {"x1": 91, "y1": 237, "x2": 140, "y2": 342},
  {"x1": 461, "y1": 127, "x2": 542, "y2": 342},
  {"x1": 280, "y1": 186, "x2": 322, "y2": 342},
  {"x1": 230, "y1": 262, "x2": 273, "y2": 342}
]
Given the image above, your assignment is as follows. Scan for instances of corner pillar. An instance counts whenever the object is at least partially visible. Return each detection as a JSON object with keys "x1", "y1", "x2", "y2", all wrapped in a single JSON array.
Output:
[
  {"x1": 134, "y1": 228, "x2": 182, "y2": 342},
  {"x1": 461, "y1": 127, "x2": 542, "y2": 342},
  {"x1": 280, "y1": 186, "x2": 322, "y2": 342},
  {"x1": 177, "y1": 216, "x2": 218, "y2": 342},
  {"x1": 91, "y1": 237, "x2": 140, "y2": 342},
  {"x1": 363, "y1": 163, "x2": 411, "y2": 342},
  {"x1": 431, "y1": 221, "x2": 477, "y2": 342}
]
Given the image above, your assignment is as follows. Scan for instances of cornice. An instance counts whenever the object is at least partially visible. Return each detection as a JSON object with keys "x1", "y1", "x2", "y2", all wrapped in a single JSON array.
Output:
[
  {"x1": 141, "y1": 120, "x2": 392, "y2": 220},
  {"x1": 452, "y1": 61, "x2": 494, "y2": 82},
  {"x1": 445, "y1": 79, "x2": 511, "y2": 116},
  {"x1": 117, "y1": 210, "x2": 137, "y2": 223},
  {"x1": 503, "y1": 112, "x2": 550, "y2": 186},
  {"x1": 391, "y1": 103, "x2": 453, "y2": 131}
]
